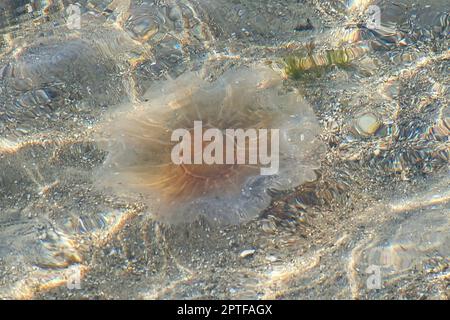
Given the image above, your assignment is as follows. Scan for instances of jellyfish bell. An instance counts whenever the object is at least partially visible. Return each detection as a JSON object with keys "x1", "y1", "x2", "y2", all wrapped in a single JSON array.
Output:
[{"x1": 95, "y1": 66, "x2": 324, "y2": 225}]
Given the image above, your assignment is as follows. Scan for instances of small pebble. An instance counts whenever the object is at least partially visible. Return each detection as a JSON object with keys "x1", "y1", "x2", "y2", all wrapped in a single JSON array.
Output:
[
  {"x1": 265, "y1": 255, "x2": 279, "y2": 262},
  {"x1": 239, "y1": 249, "x2": 255, "y2": 258},
  {"x1": 355, "y1": 112, "x2": 381, "y2": 136}
]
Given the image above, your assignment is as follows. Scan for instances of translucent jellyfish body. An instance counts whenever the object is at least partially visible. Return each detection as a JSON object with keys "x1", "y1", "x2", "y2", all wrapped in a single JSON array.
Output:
[{"x1": 96, "y1": 67, "x2": 323, "y2": 224}]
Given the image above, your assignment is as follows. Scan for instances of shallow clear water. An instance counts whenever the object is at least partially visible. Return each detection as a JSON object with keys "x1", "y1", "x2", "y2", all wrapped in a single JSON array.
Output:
[{"x1": 0, "y1": 0, "x2": 448, "y2": 299}]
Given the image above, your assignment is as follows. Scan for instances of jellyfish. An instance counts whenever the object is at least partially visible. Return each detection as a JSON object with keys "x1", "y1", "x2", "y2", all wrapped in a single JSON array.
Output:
[{"x1": 95, "y1": 66, "x2": 323, "y2": 224}]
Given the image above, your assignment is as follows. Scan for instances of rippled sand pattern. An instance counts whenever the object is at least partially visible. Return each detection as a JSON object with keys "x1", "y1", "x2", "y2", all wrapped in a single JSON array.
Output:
[{"x1": 0, "y1": 0, "x2": 448, "y2": 299}]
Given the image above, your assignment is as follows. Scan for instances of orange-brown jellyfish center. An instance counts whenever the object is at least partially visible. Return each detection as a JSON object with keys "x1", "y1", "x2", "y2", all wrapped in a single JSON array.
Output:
[
  {"x1": 179, "y1": 126, "x2": 237, "y2": 179},
  {"x1": 169, "y1": 124, "x2": 265, "y2": 203}
]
